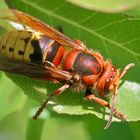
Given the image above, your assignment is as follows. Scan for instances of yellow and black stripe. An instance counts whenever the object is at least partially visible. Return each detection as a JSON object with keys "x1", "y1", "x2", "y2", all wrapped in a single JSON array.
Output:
[{"x1": 0, "y1": 30, "x2": 64, "y2": 66}]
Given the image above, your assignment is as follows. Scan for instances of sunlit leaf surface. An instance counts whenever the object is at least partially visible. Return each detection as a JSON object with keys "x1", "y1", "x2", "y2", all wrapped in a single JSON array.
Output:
[
  {"x1": 66, "y1": 0, "x2": 140, "y2": 13},
  {"x1": 0, "y1": 0, "x2": 140, "y2": 122}
]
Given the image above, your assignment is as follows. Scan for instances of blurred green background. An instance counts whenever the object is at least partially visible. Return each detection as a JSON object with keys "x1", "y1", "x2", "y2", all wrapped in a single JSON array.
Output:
[{"x1": 0, "y1": 0, "x2": 140, "y2": 140}]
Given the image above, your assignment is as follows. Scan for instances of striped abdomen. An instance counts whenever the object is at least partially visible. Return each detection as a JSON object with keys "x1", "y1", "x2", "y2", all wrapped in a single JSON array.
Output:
[
  {"x1": 64, "y1": 50, "x2": 101, "y2": 75},
  {"x1": 0, "y1": 30, "x2": 64, "y2": 66},
  {"x1": 64, "y1": 50, "x2": 102, "y2": 86}
]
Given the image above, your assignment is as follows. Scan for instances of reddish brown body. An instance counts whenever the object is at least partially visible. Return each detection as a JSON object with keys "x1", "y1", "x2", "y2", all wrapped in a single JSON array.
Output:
[
  {"x1": 0, "y1": 9, "x2": 134, "y2": 128},
  {"x1": 43, "y1": 40, "x2": 117, "y2": 98}
]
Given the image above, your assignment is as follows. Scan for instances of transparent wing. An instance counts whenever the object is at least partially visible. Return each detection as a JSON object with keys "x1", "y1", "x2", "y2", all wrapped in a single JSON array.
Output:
[
  {"x1": 0, "y1": 9, "x2": 87, "y2": 51},
  {"x1": 0, "y1": 9, "x2": 29, "y2": 31},
  {"x1": 0, "y1": 56, "x2": 72, "y2": 83}
]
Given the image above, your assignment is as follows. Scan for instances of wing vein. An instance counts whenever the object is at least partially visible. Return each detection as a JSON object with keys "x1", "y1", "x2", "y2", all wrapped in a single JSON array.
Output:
[{"x1": 21, "y1": 0, "x2": 140, "y2": 58}]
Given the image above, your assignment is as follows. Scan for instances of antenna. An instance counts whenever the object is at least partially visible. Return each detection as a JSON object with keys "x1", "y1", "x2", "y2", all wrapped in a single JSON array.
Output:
[{"x1": 104, "y1": 85, "x2": 117, "y2": 129}]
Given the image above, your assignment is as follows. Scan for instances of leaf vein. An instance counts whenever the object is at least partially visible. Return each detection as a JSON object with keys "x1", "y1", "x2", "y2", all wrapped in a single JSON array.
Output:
[{"x1": 22, "y1": 0, "x2": 140, "y2": 58}]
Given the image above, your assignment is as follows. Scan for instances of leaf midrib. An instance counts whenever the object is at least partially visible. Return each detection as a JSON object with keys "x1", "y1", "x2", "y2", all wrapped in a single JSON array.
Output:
[{"x1": 21, "y1": 0, "x2": 140, "y2": 58}]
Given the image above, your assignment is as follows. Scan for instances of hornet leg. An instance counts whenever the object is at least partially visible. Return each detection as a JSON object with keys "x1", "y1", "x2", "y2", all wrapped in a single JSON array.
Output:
[
  {"x1": 84, "y1": 93, "x2": 126, "y2": 120},
  {"x1": 33, "y1": 84, "x2": 70, "y2": 120}
]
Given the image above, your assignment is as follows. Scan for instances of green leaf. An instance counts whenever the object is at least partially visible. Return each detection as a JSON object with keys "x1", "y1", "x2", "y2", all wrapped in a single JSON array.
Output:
[
  {"x1": 26, "y1": 119, "x2": 45, "y2": 140},
  {"x1": 124, "y1": 7, "x2": 140, "y2": 17},
  {"x1": 0, "y1": 0, "x2": 26, "y2": 121},
  {"x1": 0, "y1": 0, "x2": 13, "y2": 33},
  {"x1": 0, "y1": 0, "x2": 8, "y2": 9},
  {"x1": 66, "y1": 0, "x2": 140, "y2": 13},
  {"x1": 1, "y1": 0, "x2": 140, "y2": 123},
  {"x1": 0, "y1": 73, "x2": 26, "y2": 121}
]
